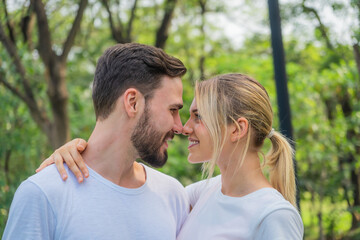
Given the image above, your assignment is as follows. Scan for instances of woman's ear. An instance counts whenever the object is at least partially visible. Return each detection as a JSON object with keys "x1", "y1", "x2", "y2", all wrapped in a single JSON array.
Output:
[
  {"x1": 230, "y1": 117, "x2": 249, "y2": 142},
  {"x1": 123, "y1": 88, "x2": 144, "y2": 118}
]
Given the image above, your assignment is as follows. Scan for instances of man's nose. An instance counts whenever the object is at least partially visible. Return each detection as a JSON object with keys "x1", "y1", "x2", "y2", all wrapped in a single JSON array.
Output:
[
  {"x1": 182, "y1": 120, "x2": 192, "y2": 136},
  {"x1": 173, "y1": 113, "x2": 183, "y2": 134}
]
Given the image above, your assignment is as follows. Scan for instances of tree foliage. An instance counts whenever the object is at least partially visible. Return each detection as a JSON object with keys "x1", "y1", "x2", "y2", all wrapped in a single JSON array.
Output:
[{"x1": 1, "y1": 0, "x2": 360, "y2": 239}]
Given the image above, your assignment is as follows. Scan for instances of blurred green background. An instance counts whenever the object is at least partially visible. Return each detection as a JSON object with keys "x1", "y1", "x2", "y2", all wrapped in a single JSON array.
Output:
[{"x1": 1, "y1": 0, "x2": 360, "y2": 239}]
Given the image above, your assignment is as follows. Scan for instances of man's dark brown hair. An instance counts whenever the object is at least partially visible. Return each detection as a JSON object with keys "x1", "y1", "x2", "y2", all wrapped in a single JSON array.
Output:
[{"x1": 92, "y1": 43, "x2": 187, "y2": 120}]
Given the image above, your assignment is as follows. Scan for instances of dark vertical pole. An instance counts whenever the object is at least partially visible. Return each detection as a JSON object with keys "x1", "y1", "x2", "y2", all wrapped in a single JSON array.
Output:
[{"x1": 268, "y1": 0, "x2": 300, "y2": 210}]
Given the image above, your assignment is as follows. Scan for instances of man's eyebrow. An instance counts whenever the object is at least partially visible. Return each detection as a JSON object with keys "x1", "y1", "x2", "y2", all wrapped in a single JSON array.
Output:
[{"x1": 170, "y1": 104, "x2": 183, "y2": 110}]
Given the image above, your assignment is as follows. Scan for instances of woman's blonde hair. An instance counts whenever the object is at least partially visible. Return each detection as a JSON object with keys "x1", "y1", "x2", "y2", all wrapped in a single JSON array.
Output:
[{"x1": 195, "y1": 73, "x2": 296, "y2": 208}]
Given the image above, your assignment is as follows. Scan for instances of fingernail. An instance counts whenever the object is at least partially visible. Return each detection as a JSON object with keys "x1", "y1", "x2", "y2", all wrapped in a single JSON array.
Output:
[
  {"x1": 84, "y1": 172, "x2": 89, "y2": 178},
  {"x1": 62, "y1": 174, "x2": 68, "y2": 180},
  {"x1": 78, "y1": 177, "x2": 83, "y2": 182},
  {"x1": 35, "y1": 168, "x2": 39, "y2": 173}
]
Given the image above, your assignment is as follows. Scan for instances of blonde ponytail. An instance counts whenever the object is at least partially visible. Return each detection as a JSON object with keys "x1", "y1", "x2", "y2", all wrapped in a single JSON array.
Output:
[{"x1": 266, "y1": 130, "x2": 297, "y2": 209}]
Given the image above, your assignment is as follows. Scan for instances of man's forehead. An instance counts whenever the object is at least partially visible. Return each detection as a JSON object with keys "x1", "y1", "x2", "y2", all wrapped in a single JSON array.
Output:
[
  {"x1": 146, "y1": 76, "x2": 182, "y2": 111},
  {"x1": 153, "y1": 76, "x2": 183, "y2": 97}
]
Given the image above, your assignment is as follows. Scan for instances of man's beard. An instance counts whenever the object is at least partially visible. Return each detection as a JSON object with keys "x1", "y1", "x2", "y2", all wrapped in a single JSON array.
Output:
[{"x1": 131, "y1": 106, "x2": 174, "y2": 168}]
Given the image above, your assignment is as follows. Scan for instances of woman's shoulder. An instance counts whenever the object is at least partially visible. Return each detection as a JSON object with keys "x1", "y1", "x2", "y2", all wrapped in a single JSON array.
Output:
[
  {"x1": 186, "y1": 175, "x2": 221, "y2": 189},
  {"x1": 252, "y1": 188, "x2": 299, "y2": 215},
  {"x1": 254, "y1": 189, "x2": 303, "y2": 238},
  {"x1": 185, "y1": 175, "x2": 221, "y2": 207},
  {"x1": 256, "y1": 202, "x2": 303, "y2": 239},
  {"x1": 186, "y1": 175, "x2": 221, "y2": 195},
  {"x1": 247, "y1": 188, "x2": 303, "y2": 239}
]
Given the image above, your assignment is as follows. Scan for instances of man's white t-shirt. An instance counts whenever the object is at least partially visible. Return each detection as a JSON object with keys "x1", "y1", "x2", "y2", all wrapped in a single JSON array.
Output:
[
  {"x1": 3, "y1": 163, "x2": 189, "y2": 240},
  {"x1": 177, "y1": 175, "x2": 304, "y2": 240}
]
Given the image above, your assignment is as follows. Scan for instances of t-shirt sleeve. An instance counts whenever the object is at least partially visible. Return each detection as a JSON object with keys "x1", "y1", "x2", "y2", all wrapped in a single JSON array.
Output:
[
  {"x1": 175, "y1": 186, "x2": 190, "y2": 236},
  {"x1": 2, "y1": 180, "x2": 56, "y2": 240},
  {"x1": 255, "y1": 208, "x2": 304, "y2": 240},
  {"x1": 185, "y1": 181, "x2": 204, "y2": 208},
  {"x1": 186, "y1": 176, "x2": 221, "y2": 208}
]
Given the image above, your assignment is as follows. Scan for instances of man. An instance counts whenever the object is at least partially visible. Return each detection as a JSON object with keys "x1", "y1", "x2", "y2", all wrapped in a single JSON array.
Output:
[{"x1": 3, "y1": 43, "x2": 189, "y2": 239}]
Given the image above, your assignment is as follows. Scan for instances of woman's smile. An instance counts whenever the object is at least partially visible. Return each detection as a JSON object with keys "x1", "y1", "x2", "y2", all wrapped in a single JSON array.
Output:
[{"x1": 188, "y1": 138, "x2": 200, "y2": 149}]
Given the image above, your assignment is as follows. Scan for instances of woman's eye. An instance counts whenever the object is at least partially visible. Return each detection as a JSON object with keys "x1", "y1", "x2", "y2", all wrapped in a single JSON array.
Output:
[{"x1": 195, "y1": 113, "x2": 201, "y2": 120}]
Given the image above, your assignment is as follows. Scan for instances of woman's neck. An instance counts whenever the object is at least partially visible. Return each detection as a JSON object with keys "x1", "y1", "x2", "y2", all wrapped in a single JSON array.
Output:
[{"x1": 219, "y1": 151, "x2": 272, "y2": 197}]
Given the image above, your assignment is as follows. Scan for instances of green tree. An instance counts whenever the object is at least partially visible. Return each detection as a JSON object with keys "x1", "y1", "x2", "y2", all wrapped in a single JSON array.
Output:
[{"x1": 0, "y1": 0, "x2": 88, "y2": 149}]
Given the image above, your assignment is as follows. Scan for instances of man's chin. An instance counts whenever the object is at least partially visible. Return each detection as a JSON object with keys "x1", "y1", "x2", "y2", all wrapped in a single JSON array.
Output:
[
  {"x1": 142, "y1": 152, "x2": 168, "y2": 168},
  {"x1": 149, "y1": 160, "x2": 167, "y2": 168}
]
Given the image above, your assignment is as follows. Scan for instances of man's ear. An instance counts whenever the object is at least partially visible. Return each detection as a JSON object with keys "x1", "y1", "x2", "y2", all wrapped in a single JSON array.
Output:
[
  {"x1": 123, "y1": 88, "x2": 144, "y2": 118},
  {"x1": 230, "y1": 117, "x2": 249, "y2": 142}
]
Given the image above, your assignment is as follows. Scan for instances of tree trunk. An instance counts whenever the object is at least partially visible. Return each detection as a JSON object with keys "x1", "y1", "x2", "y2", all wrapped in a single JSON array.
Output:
[
  {"x1": 351, "y1": 156, "x2": 360, "y2": 229},
  {"x1": 46, "y1": 61, "x2": 70, "y2": 148},
  {"x1": 353, "y1": 43, "x2": 360, "y2": 100},
  {"x1": 155, "y1": 0, "x2": 178, "y2": 49},
  {"x1": 354, "y1": 44, "x2": 360, "y2": 77},
  {"x1": 0, "y1": 0, "x2": 87, "y2": 149},
  {"x1": 318, "y1": 210, "x2": 324, "y2": 240},
  {"x1": 4, "y1": 149, "x2": 11, "y2": 185},
  {"x1": 32, "y1": 0, "x2": 87, "y2": 148},
  {"x1": 198, "y1": 0, "x2": 206, "y2": 80}
]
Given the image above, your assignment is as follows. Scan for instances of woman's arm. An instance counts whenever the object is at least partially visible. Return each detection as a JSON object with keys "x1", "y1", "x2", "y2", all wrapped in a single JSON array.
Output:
[{"x1": 36, "y1": 138, "x2": 89, "y2": 183}]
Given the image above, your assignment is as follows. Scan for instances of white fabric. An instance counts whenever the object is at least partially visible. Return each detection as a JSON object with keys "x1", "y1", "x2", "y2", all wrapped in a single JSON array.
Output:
[
  {"x1": 3, "y1": 163, "x2": 189, "y2": 240},
  {"x1": 178, "y1": 175, "x2": 304, "y2": 240}
]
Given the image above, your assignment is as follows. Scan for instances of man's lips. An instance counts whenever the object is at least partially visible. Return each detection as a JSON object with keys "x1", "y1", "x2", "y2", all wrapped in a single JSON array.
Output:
[{"x1": 162, "y1": 137, "x2": 173, "y2": 149}]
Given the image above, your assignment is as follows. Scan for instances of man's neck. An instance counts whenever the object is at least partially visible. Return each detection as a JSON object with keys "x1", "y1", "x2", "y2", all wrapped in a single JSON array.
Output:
[{"x1": 81, "y1": 121, "x2": 146, "y2": 188}]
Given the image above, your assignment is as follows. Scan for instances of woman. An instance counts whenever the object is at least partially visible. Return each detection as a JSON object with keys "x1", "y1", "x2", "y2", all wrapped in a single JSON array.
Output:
[{"x1": 38, "y1": 73, "x2": 303, "y2": 239}]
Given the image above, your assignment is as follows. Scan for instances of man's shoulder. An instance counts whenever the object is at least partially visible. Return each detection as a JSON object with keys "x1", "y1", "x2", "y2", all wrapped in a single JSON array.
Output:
[
  {"x1": 30, "y1": 164, "x2": 69, "y2": 182},
  {"x1": 26, "y1": 164, "x2": 78, "y2": 197},
  {"x1": 2, "y1": 171, "x2": 59, "y2": 240},
  {"x1": 144, "y1": 165, "x2": 183, "y2": 186},
  {"x1": 143, "y1": 165, "x2": 190, "y2": 219},
  {"x1": 143, "y1": 164, "x2": 186, "y2": 197}
]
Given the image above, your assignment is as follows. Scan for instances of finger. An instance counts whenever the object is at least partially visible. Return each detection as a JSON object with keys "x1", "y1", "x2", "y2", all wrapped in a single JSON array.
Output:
[
  {"x1": 53, "y1": 152, "x2": 68, "y2": 181},
  {"x1": 36, "y1": 155, "x2": 55, "y2": 172},
  {"x1": 76, "y1": 138, "x2": 88, "y2": 153},
  {"x1": 69, "y1": 147, "x2": 89, "y2": 178},
  {"x1": 59, "y1": 149, "x2": 84, "y2": 183}
]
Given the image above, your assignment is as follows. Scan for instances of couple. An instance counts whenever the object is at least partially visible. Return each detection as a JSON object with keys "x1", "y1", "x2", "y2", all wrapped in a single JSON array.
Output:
[{"x1": 3, "y1": 43, "x2": 303, "y2": 239}]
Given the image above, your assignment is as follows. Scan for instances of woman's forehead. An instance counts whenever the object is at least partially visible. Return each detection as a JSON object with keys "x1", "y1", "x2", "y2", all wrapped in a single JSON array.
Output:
[{"x1": 189, "y1": 99, "x2": 197, "y2": 111}]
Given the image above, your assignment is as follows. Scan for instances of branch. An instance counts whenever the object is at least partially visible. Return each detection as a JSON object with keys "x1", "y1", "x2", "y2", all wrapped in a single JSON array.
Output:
[
  {"x1": 0, "y1": 67, "x2": 51, "y2": 134},
  {"x1": 0, "y1": 22, "x2": 35, "y2": 101},
  {"x1": 155, "y1": 0, "x2": 178, "y2": 49},
  {"x1": 301, "y1": 0, "x2": 334, "y2": 50},
  {"x1": 115, "y1": 0, "x2": 123, "y2": 31},
  {"x1": 199, "y1": 0, "x2": 206, "y2": 14},
  {"x1": 31, "y1": 0, "x2": 55, "y2": 65},
  {"x1": 0, "y1": 22, "x2": 51, "y2": 132},
  {"x1": 102, "y1": 0, "x2": 125, "y2": 43},
  {"x1": 353, "y1": 43, "x2": 360, "y2": 76},
  {"x1": 60, "y1": 0, "x2": 88, "y2": 62},
  {"x1": 199, "y1": 0, "x2": 206, "y2": 80},
  {"x1": 2, "y1": 0, "x2": 16, "y2": 43},
  {"x1": 21, "y1": 3, "x2": 36, "y2": 50},
  {"x1": 0, "y1": 73, "x2": 28, "y2": 103},
  {"x1": 126, "y1": 0, "x2": 138, "y2": 41}
]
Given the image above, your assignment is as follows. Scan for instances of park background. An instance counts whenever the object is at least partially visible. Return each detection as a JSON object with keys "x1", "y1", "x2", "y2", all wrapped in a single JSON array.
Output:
[{"x1": 1, "y1": 0, "x2": 360, "y2": 239}]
